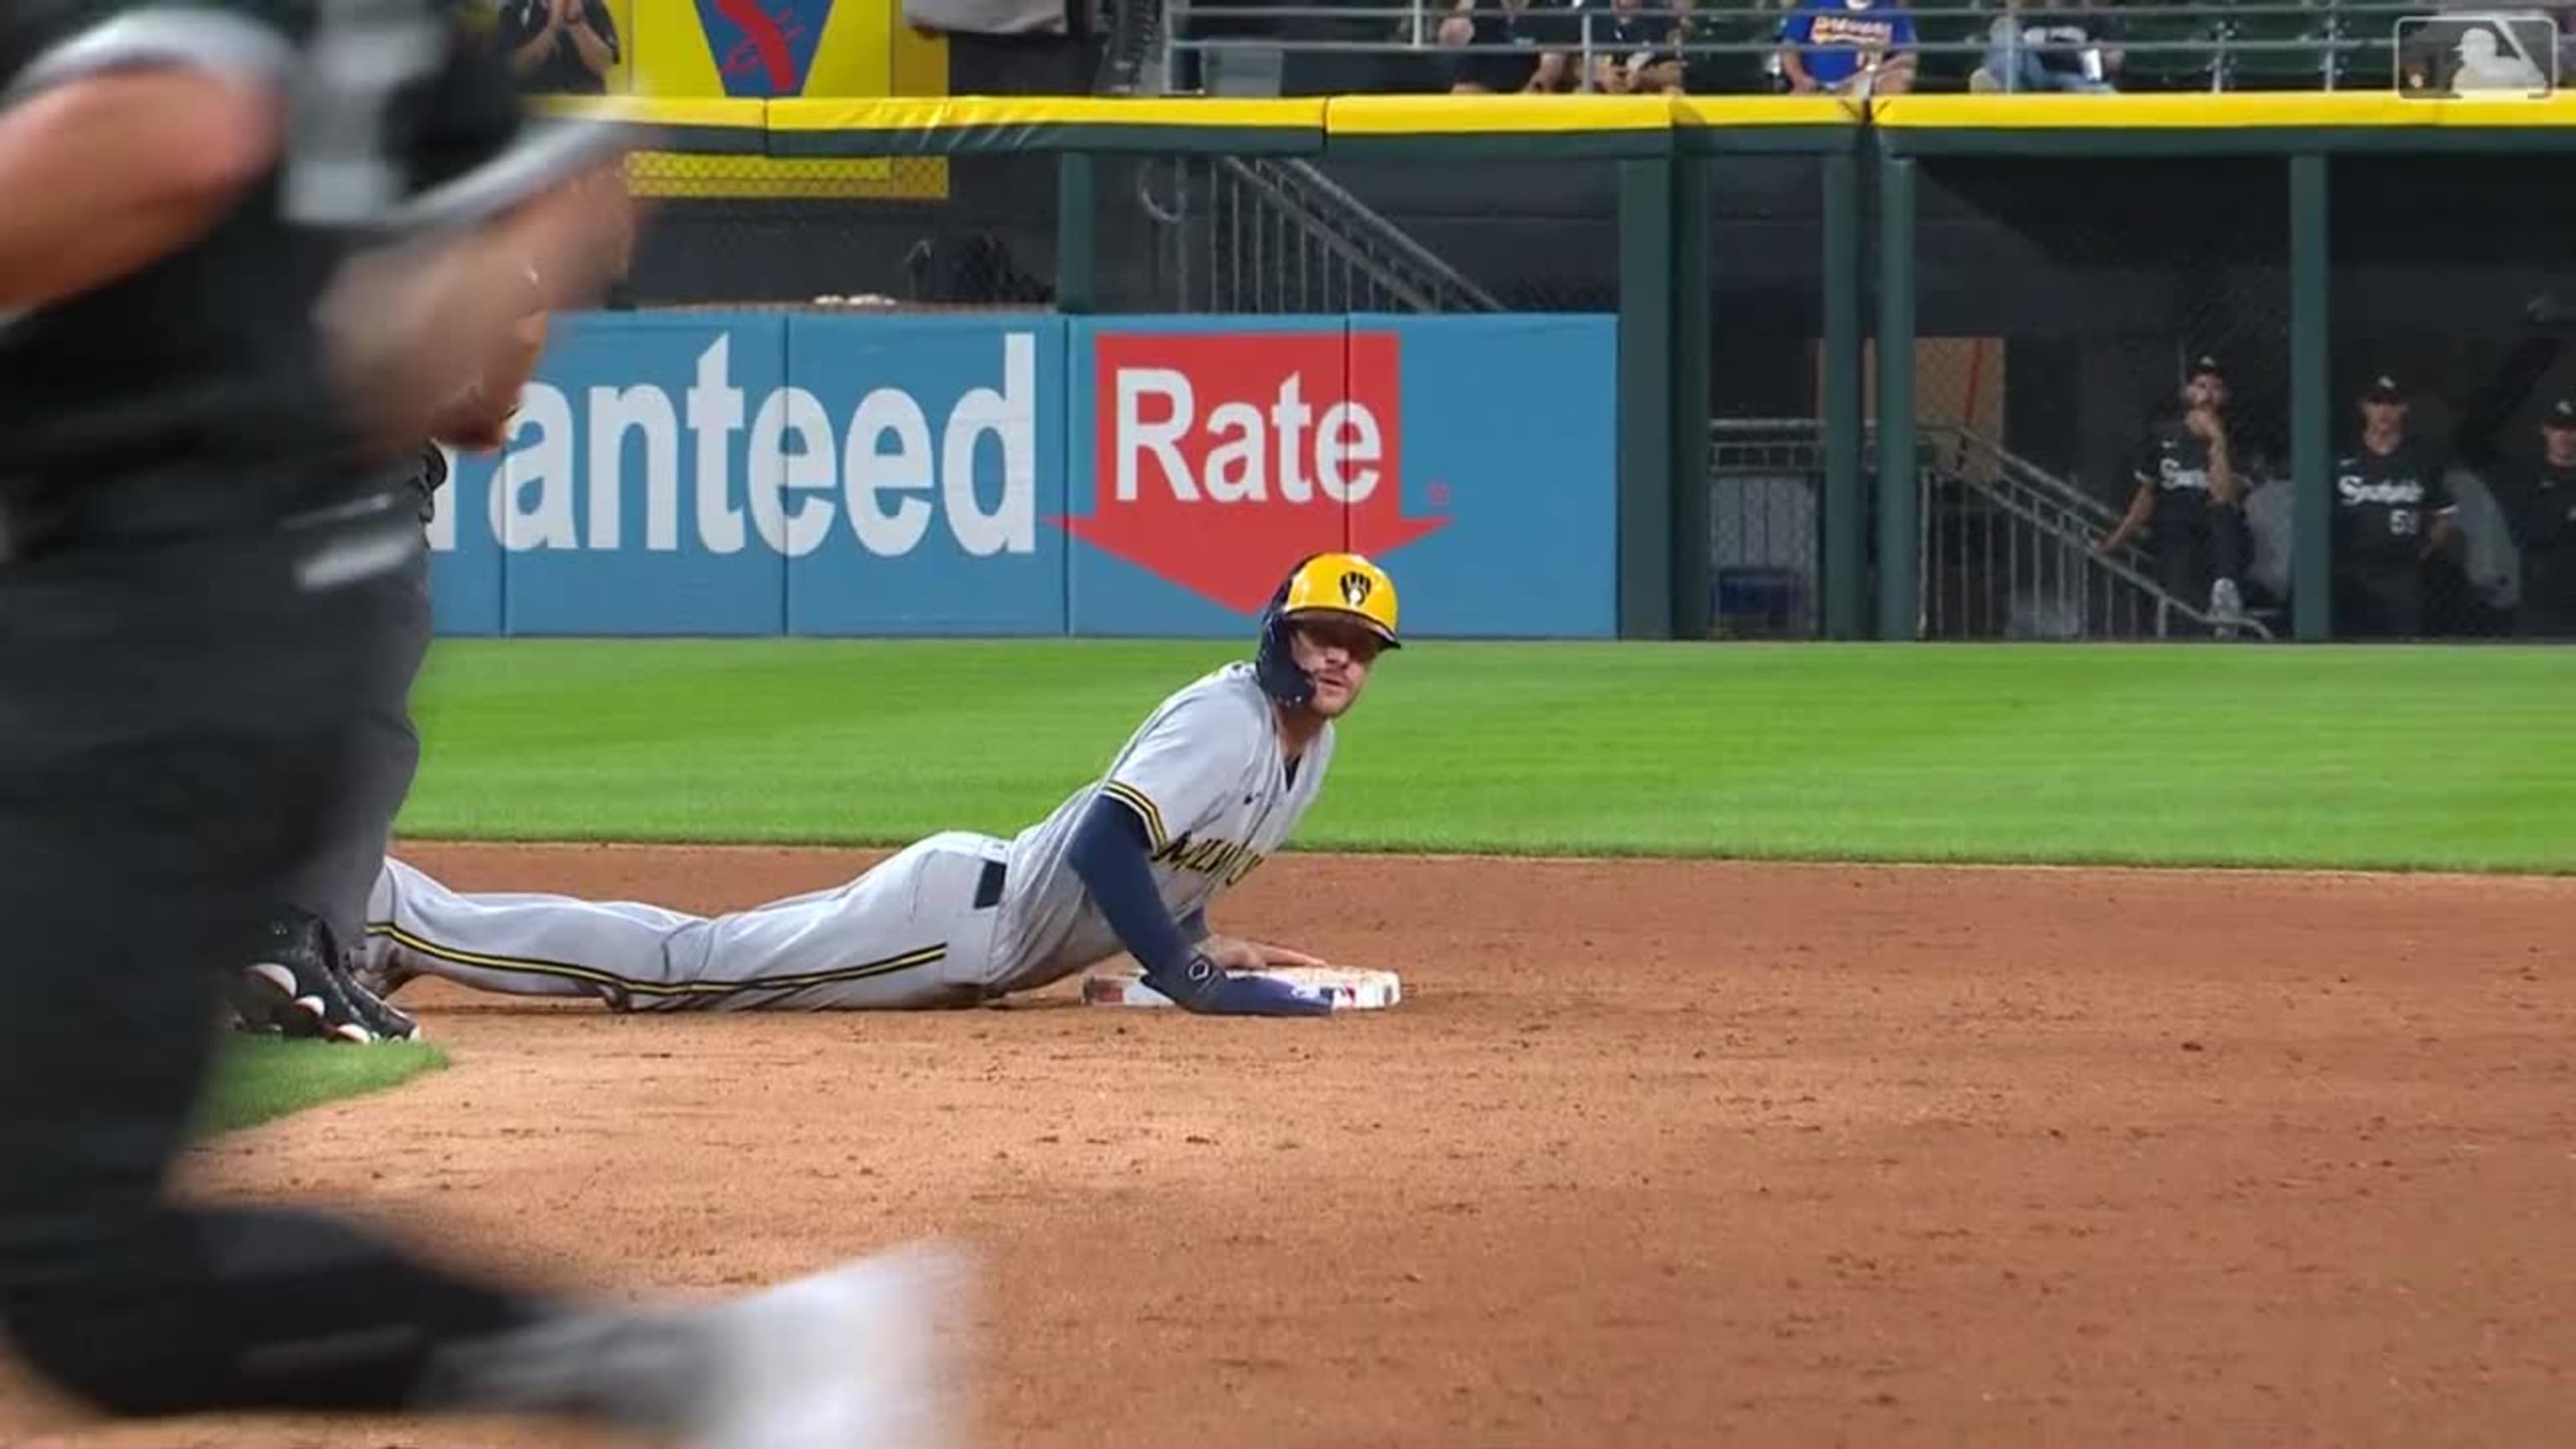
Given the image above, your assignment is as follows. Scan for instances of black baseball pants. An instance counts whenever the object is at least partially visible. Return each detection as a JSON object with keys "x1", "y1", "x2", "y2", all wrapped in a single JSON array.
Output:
[
  {"x1": 2334, "y1": 565, "x2": 2425, "y2": 640},
  {"x1": 0, "y1": 499, "x2": 549, "y2": 1418},
  {"x1": 2152, "y1": 507, "x2": 2251, "y2": 630},
  {"x1": 274, "y1": 536, "x2": 431, "y2": 953}
]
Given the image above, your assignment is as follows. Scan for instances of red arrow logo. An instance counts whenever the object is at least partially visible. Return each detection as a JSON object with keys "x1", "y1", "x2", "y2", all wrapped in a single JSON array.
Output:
[{"x1": 1060, "y1": 330, "x2": 1449, "y2": 615}]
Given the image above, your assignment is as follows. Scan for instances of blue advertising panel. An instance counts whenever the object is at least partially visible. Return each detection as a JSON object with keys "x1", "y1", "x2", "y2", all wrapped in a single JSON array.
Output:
[
  {"x1": 427, "y1": 443, "x2": 504, "y2": 636},
  {"x1": 498, "y1": 313, "x2": 791, "y2": 636},
  {"x1": 423, "y1": 310, "x2": 1619, "y2": 641},
  {"x1": 1352, "y1": 314, "x2": 1618, "y2": 639},
  {"x1": 782, "y1": 316, "x2": 1069, "y2": 636}
]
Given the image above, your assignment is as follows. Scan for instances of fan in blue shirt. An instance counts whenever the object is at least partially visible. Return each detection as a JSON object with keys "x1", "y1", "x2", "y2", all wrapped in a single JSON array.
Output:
[{"x1": 1780, "y1": 0, "x2": 1919, "y2": 92}]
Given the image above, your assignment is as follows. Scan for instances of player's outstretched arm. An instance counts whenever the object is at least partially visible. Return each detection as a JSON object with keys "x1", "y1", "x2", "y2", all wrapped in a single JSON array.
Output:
[{"x1": 1067, "y1": 799, "x2": 1330, "y2": 1018}]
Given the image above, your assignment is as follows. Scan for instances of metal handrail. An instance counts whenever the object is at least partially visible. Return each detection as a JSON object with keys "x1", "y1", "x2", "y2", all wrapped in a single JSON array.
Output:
[
  {"x1": 1246, "y1": 158, "x2": 1508, "y2": 311},
  {"x1": 1703, "y1": 418, "x2": 2274, "y2": 641},
  {"x1": 1215, "y1": 155, "x2": 1503, "y2": 311},
  {"x1": 1927, "y1": 423, "x2": 2277, "y2": 640},
  {"x1": 1095, "y1": 0, "x2": 1166, "y2": 94}
]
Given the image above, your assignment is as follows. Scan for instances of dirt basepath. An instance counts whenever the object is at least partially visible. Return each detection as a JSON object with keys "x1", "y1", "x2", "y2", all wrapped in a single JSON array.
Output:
[{"x1": 8, "y1": 844, "x2": 2575, "y2": 1447}]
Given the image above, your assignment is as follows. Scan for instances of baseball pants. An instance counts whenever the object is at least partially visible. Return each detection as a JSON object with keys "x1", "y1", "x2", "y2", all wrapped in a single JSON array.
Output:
[
  {"x1": 2334, "y1": 566, "x2": 2425, "y2": 640},
  {"x1": 361, "y1": 833, "x2": 1015, "y2": 1010},
  {"x1": 0, "y1": 496, "x2": 549, "y2": 1418},
  {"x1": 2153, "y1": 508, "x2": 2251, "y2": 623},
  {"x1": 274, "y1": 536, "x2": 431, "y2": 951}
]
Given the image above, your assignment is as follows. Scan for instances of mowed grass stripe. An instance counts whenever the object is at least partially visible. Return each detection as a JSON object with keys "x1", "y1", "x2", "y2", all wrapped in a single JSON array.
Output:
[{"x1": 398, "y1": 640, "x2": 2576, "y2": 873}]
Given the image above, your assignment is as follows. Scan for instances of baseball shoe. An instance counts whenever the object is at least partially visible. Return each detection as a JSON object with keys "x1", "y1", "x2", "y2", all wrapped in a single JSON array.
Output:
[
  {"x1": 2209, "y1": 577, "x2": 2246, "y2": 640},
  {"x1": 681, "y1": 1241, "x2": 974, "y2": 1449},
  {"x1": 231, "y1": 908, "x2": 384, "y2": 1044},
  {"x1": 334, "y1": 959, "x2": 423, "y2": 1042}
]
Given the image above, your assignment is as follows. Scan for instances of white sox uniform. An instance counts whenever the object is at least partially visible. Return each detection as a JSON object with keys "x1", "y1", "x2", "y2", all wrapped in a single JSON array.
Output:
[{"x1": 359, "y1": 662, "x2": 1335, "y2": 1010}]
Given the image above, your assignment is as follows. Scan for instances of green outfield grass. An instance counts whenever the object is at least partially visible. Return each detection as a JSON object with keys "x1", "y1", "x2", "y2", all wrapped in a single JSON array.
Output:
[
  {"x1": 397, "y1": 639, "x2": 2576, "y2": 873},
  {"x1": 197, "y1": 1038, "x2": 450, "y2": 1137}
]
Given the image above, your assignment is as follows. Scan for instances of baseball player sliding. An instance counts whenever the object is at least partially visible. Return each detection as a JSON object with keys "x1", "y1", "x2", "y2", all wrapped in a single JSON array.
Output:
[{"x1": 357, "y1": 553, "x2": 1401, "y2": 1018}]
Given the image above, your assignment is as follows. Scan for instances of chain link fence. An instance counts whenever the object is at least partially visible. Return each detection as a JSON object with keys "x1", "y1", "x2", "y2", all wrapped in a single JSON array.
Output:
[
  {"x1": 1093, "y1": 153, "x2": 1520, "y2": 314},
  {"x1": 2331, "y1": 153, "x2": 2575, "y2": 642},
  {"x1": 616, "y1": 146, "x2": 1579, "y2": 319},
  {"x1": 1704, "y1": 155, "x2": 1836, "y2": 640},
  {"x1": 622, "y1": 152, "x2": 1062, "y2": 312},
  {"x1": 1908, "y1": 154, "x2": 2290, "y2": 641}
]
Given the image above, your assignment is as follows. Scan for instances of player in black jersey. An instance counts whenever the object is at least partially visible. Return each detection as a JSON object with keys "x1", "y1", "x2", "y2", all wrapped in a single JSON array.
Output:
[
  {"x1": 2099, "y1": 355, "x2": 2253, "y2": 636},
  {"x1": 2329, "y1": 373, "x2": 2457, "y2": 639},
  {"x1": 2493, "y1": 397, "x2": 2576, "y2": 637},
  {"x1": 0, "y1": 5, "x2": 963, "y2": 1442}
]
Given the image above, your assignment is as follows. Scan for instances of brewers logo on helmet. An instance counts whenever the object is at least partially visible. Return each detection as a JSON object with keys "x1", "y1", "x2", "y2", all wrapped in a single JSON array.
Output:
[
  {"x1": 1252, "y1": 553, "x2": 1402, "y2": 709},
  {"x1": 1275, "y1": 552, "x2": 1400, "y2": 647}
]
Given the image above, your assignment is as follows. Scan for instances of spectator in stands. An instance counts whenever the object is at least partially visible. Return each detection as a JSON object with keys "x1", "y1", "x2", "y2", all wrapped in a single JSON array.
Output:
[
  {"x1": 1438, "y1": 0, "x2": 1575, "y2": 91},
  {"x1": 1979, "y1": 0, "x2": 2121, "y2": 92},
  {"x1": 2330, "y1": 372, "x2": 2459, "y2": 639},
  {"x1": 1779, "y1": 0, "x2": 1919, "y2": 96},
  {"x1": 2097, "y1": 354, "x2": 2251, "y2": 634},
  {"x1": 1674, "y1": 0, "x2": 1761, "y2": 92},
  {"x1": 1571, "y1": 0, "x2": 1687, "y2": 93},
  {"x1": 2493, "y1": 397, "x2": 2576, "y2": 636},
  {"x1": 495, "y1": 0, "x2": 622, "y2": 95}
]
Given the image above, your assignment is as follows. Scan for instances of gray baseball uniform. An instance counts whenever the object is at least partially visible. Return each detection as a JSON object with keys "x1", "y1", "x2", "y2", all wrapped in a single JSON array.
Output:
[{"x1": 358, "y1": 662, "x2": 1336, "y2": 1010}]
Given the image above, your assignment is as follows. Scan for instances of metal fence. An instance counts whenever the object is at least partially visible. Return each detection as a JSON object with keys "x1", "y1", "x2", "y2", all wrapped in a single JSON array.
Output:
[
  {"x1": 620, "y1": 149, "x2": 1531, "y2": 319},
  {"x1": 2329, "y1": 151, "x2": 2576, "y2": 641},
  {"x1": 1710, "y1": 419, "x2": 2271, "y2": 641},
  {"x1": 1893, "y1": 143, "x2": 2566, "y2": 643},
  {"x1": 1108, "y1": 154, "x2": 1509, "y2": 312}
]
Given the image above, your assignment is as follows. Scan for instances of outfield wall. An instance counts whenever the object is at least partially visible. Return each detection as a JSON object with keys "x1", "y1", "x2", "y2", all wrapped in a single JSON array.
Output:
[{"x1": 428, "y1": 311, "x2": 1618, "y2": 639}]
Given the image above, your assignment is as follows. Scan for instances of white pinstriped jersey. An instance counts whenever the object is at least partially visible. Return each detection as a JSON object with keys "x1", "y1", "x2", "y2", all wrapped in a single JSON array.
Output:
[{"x1": 989, "y1": 662, "x2": 1334, "y2": 994}]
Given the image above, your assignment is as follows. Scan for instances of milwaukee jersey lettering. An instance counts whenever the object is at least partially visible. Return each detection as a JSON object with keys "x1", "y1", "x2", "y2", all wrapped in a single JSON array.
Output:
[{"x1": 989, "y1": 662, "x2": 1332, "y2": 994}]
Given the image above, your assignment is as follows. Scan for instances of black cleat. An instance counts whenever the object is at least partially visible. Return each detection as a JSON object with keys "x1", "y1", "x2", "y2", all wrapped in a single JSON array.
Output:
[{"x1": 233, "y1": 908, "x2": 388, "y2": 1044}]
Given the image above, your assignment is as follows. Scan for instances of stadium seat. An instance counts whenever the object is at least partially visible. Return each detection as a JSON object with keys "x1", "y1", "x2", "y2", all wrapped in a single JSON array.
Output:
[
  {"x1": 1681, "y1": 8, "x2": 1791, "y2": 95},
  {"x1": 2218, "y1": 6, "x2": 2332, "y2": 91},
  {"x1": 1909, "y1": 4, "x2": 1992, "y2": 91},
  {"x1": 2111, "y1": 6, "x2": 2224, "y2": 92}
]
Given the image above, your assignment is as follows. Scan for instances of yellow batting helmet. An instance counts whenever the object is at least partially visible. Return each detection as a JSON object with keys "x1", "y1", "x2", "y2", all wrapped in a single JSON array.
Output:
[
  {"x1": 1275, "y1": 551, "x2": 1401, "y2": 647},
  {"x1": 1254, "y1": 552, "x2": 1401, "y2": 708}
]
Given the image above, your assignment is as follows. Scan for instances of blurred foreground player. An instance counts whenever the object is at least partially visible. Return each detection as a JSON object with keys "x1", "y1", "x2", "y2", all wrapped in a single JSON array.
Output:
[{"x1": 0, "y1": 6, "x2": 964, "y2": 1445}]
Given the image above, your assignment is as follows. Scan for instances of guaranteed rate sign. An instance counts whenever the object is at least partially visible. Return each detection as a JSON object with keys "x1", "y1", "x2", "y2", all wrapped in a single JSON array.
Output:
[
  {"x1": 429, "y1": 313, "x2": 1623, "y2": 641},
  {"x1": 1070, "y1": 330, "x2": 1450, "y2": 615}
]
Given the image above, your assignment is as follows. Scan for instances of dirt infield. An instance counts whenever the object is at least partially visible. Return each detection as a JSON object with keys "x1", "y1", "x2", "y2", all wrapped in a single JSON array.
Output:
[{"x1": 8, "y1": 843, "x2": 2576, "y2": 1447}]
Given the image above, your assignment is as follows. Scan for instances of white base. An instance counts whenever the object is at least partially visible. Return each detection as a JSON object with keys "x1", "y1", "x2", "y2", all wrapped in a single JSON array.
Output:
[{"x1": 1080, "y1": 966, "x2": 1403, "y2": 1011}]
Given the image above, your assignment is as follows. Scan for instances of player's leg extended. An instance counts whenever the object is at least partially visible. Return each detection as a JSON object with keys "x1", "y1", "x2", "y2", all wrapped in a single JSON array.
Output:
[
  {"x1": 365, "y1": 855, "x2": 718, "y2": 1005},
  {"x1": 366, "y1": 834, "x2": 1008, "y2": 1010}
]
